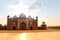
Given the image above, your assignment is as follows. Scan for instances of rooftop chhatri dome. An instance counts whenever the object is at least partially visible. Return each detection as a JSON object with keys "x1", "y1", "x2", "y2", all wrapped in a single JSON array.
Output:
[
  {"x1": 13, "y1": 15, "x2": 17, "y2": 19},
  {"x1": 28, "y1": 16, "x2": 32, "y2": 19}
]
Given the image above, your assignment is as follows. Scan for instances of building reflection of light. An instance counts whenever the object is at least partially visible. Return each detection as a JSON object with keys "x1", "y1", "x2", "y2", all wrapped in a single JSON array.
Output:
[{"x1": 20, "y1": 33, "x2": 26, "y2": 40}]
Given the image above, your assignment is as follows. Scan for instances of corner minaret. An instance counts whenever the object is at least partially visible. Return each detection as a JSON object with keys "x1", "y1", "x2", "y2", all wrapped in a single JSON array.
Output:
[
  {"x1": 7, "y1": 15, "x2": 9, "y2": 23},
  {"x1": 36, "y1": 16, "x2": 38, "y2": 29},
  {"x1": 36, "y1": 16, "x2": 38, "y2": 20},
  {"x1": 7, "y1": 15, "x2": 9, "y2": 19},
  {"x1": 7, "y1": 15, "x2": 9, "y2": 29}
]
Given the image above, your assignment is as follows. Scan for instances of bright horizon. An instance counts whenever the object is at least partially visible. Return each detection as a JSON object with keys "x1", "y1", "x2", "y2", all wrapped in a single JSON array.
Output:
[{"x1": 0, "y1": 0, "x2": 60, "y2": 26}]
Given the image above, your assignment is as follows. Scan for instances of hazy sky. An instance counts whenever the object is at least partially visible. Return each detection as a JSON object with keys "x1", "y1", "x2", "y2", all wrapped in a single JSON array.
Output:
[{"x1": 0, "y1": 0, "x2": 60, "y2": 26}]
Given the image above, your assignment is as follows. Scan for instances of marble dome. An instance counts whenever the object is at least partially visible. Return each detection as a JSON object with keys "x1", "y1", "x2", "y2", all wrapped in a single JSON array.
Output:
[{"x1": 19, "y1": 13, "x2": 26, "y2": 18}]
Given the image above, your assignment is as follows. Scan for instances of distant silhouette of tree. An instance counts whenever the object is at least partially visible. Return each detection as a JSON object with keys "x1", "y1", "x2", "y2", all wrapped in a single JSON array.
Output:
[
  {"x1": 2, "y1": 25, "x2": 7, "y2": 30},
  {"x1": 48, "y1": 26, "x2": 60, "y2": 29},
  {"x1": 0, "y1": 24, "x2": 3, "y2": 30}
]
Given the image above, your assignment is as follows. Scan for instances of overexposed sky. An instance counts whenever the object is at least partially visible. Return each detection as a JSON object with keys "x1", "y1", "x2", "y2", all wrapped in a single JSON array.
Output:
[{"x1": 0, "y1": 0, "x2": 60, "y2": 26}]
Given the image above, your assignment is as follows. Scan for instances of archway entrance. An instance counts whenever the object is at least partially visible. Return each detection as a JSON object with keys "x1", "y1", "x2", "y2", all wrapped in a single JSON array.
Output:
[
  {"x1": 30, "y1": 26, "x2": 33, "y2": 30},
  {"x1": 20, "y1": 22, "x2": 26, "y2": 30},
  {"x1": 13, "y1": 26, "x2": 16, "y2": 30}
]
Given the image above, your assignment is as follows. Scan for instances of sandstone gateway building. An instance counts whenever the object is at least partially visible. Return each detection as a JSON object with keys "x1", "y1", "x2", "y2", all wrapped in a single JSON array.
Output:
[{"x1": 7, "y1": 13, "x2": 38, "y2": 30}]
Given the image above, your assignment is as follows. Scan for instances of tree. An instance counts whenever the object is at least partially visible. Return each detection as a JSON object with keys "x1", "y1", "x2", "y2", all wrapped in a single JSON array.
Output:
[
  {"x1": 0, "y1": 24, "x2": 3, "y2": 30},
  {"x1": 0, "y1": 24, "x2": 7, "y2": 30}
]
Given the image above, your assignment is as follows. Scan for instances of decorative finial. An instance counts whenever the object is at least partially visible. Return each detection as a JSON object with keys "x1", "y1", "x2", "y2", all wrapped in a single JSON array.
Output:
[{"x1": 7, "y1": 15, "x2": 9, "y2": 18}]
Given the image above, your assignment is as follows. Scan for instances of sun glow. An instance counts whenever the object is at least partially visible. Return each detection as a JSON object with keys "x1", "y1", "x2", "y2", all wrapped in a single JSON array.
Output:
[{"x1": 20, "y1": 33, "x2": 26, "y2": 40}]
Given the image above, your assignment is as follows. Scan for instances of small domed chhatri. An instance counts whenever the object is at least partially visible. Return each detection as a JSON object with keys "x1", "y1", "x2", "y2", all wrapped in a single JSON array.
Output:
[
  {"x1": 28, "y1": 16, "x2": 32, "y2": 20},
  {"x1": 41, "y1": 21, "x2": 47, "y2": 30},
  {"x1": 13, "y1": 15, "x2": 17, "y2": 19},
  {"x1": 19, "y1": 13, "x2": 26, "y2": 18}
]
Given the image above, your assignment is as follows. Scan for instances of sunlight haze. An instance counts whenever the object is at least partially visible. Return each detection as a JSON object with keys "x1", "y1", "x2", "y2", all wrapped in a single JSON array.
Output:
[{"x1": 0, "y1": 0, "x2": 60, "y2": 26}]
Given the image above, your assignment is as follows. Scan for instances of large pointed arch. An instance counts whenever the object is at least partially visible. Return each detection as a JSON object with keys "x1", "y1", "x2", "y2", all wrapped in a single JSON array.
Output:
[{"x1": 20, "y1": 22, "x2": 26, "y2": 30}]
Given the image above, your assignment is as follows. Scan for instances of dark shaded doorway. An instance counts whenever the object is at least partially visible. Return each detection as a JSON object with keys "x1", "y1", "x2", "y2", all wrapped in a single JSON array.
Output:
[
  {"x1": 30, "y1": 26, "x2": 33, "y2": 30},
  {"x1": 13, "y1": 26, "x2": 16, "y2": 30},
  {"x1": 20, "y1": 22, "x2": 26, "y2": 30}
]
